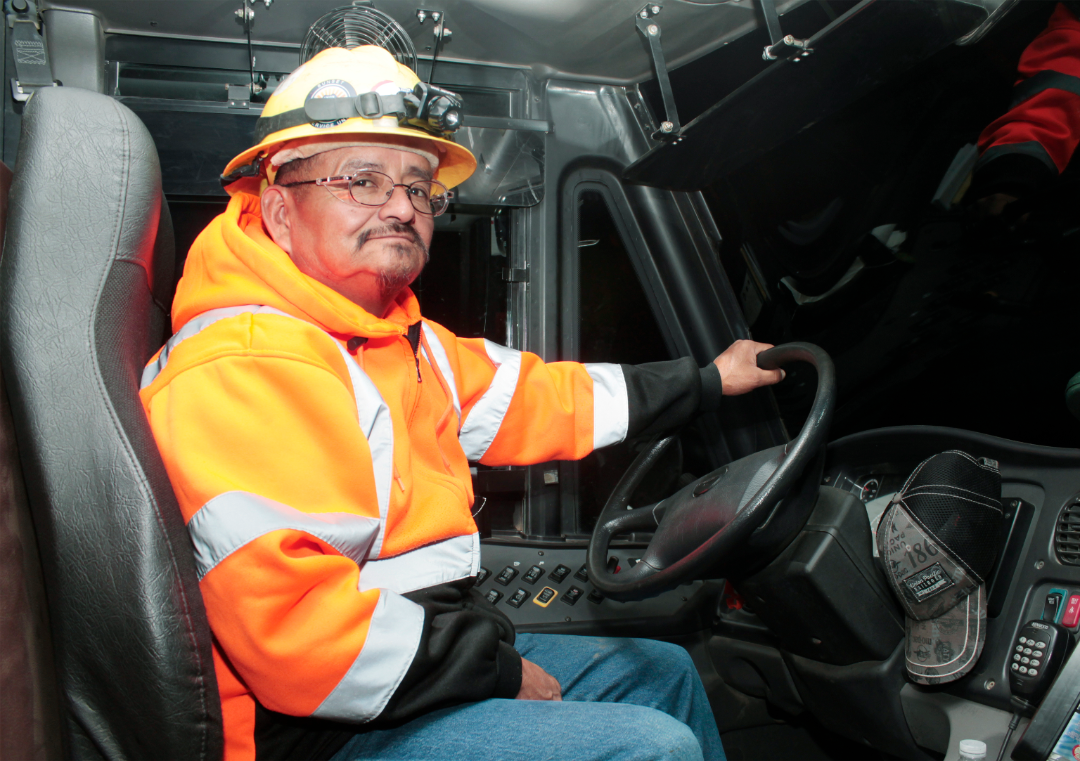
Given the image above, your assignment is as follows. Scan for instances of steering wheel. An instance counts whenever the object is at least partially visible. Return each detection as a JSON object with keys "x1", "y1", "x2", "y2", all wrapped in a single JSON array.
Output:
[{"x1": 587, "y1": 342, "x2": 835, "y2": 601}]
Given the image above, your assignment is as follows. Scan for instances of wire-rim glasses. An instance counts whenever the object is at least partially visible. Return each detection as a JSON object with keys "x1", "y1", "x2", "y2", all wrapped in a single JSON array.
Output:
[{"x1": 279, "y1": 170, "x2": 450, "y2": 217}]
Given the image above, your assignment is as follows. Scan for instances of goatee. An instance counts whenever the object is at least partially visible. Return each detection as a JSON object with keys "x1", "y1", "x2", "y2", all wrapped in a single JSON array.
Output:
[{"x1": 357, "y1": 222, "x2": 430, "y2": 299}]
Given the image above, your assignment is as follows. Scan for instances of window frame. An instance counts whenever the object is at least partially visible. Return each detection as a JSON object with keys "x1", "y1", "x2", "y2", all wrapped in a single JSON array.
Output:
[{"x1": 557, "y1": 172, "x2": 688, "y2": 538}]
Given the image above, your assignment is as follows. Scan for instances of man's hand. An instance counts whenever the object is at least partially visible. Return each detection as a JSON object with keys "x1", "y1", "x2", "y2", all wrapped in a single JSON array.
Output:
[
  {"x1": 516, "y1": 658, "x2": 562, "y2": 701},
  {"x1": 975, "y1": 192, "x2": 1019, "y2": 217},
  {"x1": 713, "y1": 339, "x2": 785, "y2": 396}
]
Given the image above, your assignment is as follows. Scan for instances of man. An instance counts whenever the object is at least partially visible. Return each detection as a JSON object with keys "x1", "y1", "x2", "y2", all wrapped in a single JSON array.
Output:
[
  {"x1": 971, "y1": 1, "x2": 1080, "y2": 216},
  {"x1": 140, "y1": 46, "x2": 783, "y2": 761}
]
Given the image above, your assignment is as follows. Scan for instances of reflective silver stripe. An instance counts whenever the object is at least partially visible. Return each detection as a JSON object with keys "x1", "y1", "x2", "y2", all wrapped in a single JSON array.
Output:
[
  {"x1": 328, "y1": 340, "x2": 394, "y2": 558},
  {"x1": 458, "y1": 340, "x2": 522, "y2": 461},
  {"x1": 140, "y1": 305, "x2": 294, "y2": 389},
  {"x1": 420, "y1": 322, "x2": 461, "y2": 426},
  {"x1": 187, "y1": 491, "x2": 381, "y2": 580},
  {"x1": 584, "y1": 363, "x2": 628, "y2": 449},
  {"x1": 358, "y1": 533, "x2": 481, "y2": 594},
  {"x1": 146, "y1": 304, "x2": 396, "y2": 555},
  {"x1": 312, "y1": 590, "x2": 424, "y2": 722}
]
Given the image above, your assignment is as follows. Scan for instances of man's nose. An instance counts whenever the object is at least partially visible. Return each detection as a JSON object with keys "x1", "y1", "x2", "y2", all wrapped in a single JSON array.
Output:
[{"x1": 379, "y1": 184, "x2": 417, "y2": 222}]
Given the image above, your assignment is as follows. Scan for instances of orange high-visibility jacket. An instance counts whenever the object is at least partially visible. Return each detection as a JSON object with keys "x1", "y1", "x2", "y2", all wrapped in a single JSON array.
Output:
[
  {"x1": 973, "y1": 2, "x2": 1080, "y2": 198},
  {"x1": 140, "y1": 190, "x2": 721, "y2": 760}
]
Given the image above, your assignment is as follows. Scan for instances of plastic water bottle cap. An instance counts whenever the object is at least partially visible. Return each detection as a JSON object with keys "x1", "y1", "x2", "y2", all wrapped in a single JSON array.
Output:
[{"x1": 959, "y1": 739, "x2": 987, "y2": 760}]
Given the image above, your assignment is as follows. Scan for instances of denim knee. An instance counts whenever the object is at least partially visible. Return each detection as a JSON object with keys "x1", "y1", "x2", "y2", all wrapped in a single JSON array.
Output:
[
  {"x1": 633, "y1": 639, "x2": 697, "y2": 678},
  {"x1": 619, "y1": 706, "x2": 704, "y2": 761}
]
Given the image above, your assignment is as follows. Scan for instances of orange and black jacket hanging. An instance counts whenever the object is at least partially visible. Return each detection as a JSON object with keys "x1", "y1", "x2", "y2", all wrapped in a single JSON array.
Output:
[
  {"x1": 139, "y1": 188, "x2": 722, "y2": 761},
  {"x1": 972, "y1": 2, "x2": 1080, "y2": 200}
]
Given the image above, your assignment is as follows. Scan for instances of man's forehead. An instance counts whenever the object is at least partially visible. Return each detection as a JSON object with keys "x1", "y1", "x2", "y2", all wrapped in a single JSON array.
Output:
[{"x1": 322, "y1": 146, "x2": 433, "y2": 179}]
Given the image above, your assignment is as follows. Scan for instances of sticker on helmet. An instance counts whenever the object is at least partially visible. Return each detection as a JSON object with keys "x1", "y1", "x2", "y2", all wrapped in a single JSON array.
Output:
[{"x1": 307, "y1": 79, "x2": 357, "y2": 129}]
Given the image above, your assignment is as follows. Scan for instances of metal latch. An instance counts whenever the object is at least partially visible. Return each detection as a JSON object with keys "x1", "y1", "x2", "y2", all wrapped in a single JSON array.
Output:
[{"x1": 6, "y1": 0, "x2": 58, "y2": 102}]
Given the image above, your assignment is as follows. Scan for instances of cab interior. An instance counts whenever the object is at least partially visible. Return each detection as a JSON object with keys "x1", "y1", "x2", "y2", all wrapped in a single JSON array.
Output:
[{"x1": 1, "y1": 1, "x2": 1078, "y2": 760}]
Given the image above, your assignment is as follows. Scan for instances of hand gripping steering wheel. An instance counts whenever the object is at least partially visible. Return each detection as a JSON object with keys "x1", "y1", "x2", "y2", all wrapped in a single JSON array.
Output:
[{"x1": 586, "y1": 343, "x2": 835, "y2": 601}]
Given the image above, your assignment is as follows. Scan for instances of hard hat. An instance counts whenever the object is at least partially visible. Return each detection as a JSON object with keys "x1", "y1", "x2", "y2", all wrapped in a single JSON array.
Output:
[{"x1": 221, "y1": 46, "x2": 477, "y2": 192}]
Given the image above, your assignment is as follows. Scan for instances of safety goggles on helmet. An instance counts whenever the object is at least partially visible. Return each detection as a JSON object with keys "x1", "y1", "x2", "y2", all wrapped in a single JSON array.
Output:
[{"x1": 279, "y1": 170, "x2": 451, "y2": 216}]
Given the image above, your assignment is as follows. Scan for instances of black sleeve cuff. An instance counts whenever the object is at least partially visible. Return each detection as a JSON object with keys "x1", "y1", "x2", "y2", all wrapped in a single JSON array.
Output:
[
  {"x1": 699, "y1": 364, "x2": 723, "y2": 413},
  {"x1": 493, "y1": 642, "x2": 522, "y2": 699},
  {"x1": 970, "y1": 144, "x2": 1058, "y2": 201},
  {"x1": 623, "y1": 357, "x2": 719, "y2": 439}
]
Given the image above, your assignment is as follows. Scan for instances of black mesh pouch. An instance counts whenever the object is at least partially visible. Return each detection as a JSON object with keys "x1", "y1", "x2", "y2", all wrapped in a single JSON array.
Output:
[{"x1": 895, "y1": 450, "x2": 1004, "y2": 583}]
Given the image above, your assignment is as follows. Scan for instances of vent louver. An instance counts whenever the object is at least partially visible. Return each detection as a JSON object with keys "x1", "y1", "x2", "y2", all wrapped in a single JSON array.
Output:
[{"x1": 1056, "y1": 501, "x2": 1080, "y2": 566}]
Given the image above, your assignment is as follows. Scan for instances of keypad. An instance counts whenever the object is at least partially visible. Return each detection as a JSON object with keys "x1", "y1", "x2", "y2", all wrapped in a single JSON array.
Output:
[
  {"x1": 494, "y1": 566, "x2": 518, "y2": 586},
  {"x1": 522, "y1": 565, "x2": 544, "y2": 584}
]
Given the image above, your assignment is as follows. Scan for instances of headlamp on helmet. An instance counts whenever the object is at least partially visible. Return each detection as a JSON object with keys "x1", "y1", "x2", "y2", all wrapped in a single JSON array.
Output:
[{"x1": 255, "y1": 82, "x2": 465, "y2": 147}]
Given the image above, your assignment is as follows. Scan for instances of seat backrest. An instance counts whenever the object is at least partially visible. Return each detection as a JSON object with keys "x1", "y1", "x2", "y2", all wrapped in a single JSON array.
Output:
[{"x1": 0, "y1": 87, "x2": 222, "y2": 760}]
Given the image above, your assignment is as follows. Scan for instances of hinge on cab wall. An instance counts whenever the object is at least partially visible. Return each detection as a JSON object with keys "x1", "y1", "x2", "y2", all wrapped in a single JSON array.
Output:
[{"x1": 5, "y1": 0, "x2": 59, "y2": 102}]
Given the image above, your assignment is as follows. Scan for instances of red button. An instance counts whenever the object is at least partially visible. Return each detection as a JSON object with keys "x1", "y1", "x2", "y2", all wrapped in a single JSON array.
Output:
[{"x1": 1063, "y1": 594, "x2": 1080, "y2": 629}]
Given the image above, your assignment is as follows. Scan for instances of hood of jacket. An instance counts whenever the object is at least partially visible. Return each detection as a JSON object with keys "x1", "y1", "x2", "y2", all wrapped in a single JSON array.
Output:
[{"x1": 171, "y1": 189, "x2": 421, "y2": 339}]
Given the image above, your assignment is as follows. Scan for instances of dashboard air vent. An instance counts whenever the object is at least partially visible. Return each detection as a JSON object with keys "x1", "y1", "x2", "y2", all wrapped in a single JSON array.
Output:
[{"x1": 1056, "y1": 501, "x2": 1080, "y2": 566}]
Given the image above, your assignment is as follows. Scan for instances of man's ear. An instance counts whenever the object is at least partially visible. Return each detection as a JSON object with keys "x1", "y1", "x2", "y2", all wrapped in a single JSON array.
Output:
[{"x1": 261, "y1": 185, "x2": 294, "y2": 255}]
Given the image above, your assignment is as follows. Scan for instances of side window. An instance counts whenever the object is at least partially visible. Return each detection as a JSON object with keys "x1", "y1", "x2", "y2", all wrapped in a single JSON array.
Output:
[
  {"x1": 414, "y1": 207, "x2": 509, "y2": 345},
  {"x1": 574, "y1": 191, "x2": 678, "y2": 533}
]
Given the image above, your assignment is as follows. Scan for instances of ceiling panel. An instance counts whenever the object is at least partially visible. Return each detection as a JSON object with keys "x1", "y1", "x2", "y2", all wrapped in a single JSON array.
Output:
[{"x1": 41, "y1": 0, "x2": 810, "y2": 82}]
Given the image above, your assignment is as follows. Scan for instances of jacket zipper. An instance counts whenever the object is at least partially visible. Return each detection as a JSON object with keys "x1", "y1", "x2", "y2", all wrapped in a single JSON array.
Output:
[{"x1": 406, "y1": 322, "x2": 422, "y2": 384}]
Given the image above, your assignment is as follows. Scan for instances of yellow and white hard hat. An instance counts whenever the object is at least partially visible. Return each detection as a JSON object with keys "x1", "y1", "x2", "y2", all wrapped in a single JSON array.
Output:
[{"x1": 222, "y1": 45, "x2": 477, "y2": 193}]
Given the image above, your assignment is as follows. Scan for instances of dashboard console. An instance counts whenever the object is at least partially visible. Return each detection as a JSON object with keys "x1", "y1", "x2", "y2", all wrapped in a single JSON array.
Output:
[{"x1": 825, "y1": 425, "x2": 1080, "y2": 760}]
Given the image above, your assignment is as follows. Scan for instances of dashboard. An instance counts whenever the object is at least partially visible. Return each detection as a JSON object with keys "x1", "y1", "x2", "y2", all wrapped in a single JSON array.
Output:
[{"x1": 824, "y1": 425, "x2": 1080, "y2": 759}]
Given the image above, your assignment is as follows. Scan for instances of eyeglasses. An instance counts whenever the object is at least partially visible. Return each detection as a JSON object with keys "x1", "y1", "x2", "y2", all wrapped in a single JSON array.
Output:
[{"x1": 279, "y1": 170, "x2": 450, "y2": 217}]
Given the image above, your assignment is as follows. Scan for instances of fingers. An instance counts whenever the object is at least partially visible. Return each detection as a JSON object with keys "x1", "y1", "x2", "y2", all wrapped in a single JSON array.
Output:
[
  {"x1": 516, "y1": 658, "x2": 563, "y2": 701},
  {"x1": 714, "y1": 339, "x2": 787, "y2": 396}
]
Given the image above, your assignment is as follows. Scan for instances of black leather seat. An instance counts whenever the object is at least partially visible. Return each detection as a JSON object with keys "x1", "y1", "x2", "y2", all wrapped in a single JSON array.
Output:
[{"x1": 0, "y1": 87, "x2": 222, "y2": 760}]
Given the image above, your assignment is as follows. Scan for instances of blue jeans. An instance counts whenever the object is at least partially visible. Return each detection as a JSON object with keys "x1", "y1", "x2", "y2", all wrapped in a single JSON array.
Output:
[{"x1": 331, "y1": 633, "x2": 725, "y2": 761}]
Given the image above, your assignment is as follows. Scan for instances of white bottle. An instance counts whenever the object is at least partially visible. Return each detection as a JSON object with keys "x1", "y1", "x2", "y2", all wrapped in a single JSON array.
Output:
[{"x1": 959, "y1": 739, "x2": 987, "y2": 761}]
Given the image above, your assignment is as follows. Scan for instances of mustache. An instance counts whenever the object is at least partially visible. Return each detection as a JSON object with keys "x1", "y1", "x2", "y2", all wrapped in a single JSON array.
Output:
[{"x1": 357, "y1": 222, "x2": 426, "y2": 251}]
